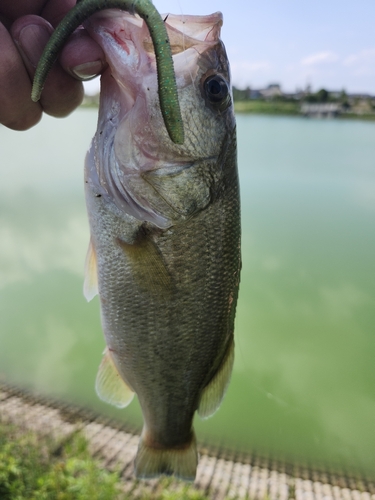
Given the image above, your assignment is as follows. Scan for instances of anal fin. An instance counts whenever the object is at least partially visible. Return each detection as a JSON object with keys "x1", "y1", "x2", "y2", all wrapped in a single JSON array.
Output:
[
  {"x1": 83, "y1": 239, "x2": 98, "y2": 302},
  {"x1": 198, "y1": 338, "x2": 235, "y2": 419},
  {"x1": 95, "y1": 348, "x2": 134, "y2": 408}
]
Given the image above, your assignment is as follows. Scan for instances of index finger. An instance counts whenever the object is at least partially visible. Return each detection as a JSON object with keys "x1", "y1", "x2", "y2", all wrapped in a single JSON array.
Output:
[
  {"x1": 11, "y1": 15, "x2": 84, "y2": 119},
  {"x1": 0, "y1": 21, "x2": 42, "y2": 130}
]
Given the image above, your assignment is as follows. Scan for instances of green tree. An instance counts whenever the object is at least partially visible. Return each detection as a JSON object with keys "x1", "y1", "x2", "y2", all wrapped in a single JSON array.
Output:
[
  {"x1": 340, "y1": 89, "x2": 350, "y2": 109},
  {"x1": 316, "y1": 88, "x2": 329, "y2": 102}
]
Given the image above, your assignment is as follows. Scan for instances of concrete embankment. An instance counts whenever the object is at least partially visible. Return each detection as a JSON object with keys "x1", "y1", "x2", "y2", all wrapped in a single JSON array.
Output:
[{"x1": 0, "y1": 384, "x2": 374, "y2": 500}]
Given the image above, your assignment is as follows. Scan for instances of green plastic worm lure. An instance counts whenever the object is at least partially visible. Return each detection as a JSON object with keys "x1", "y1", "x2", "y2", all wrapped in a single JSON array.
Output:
[{"x1": 31, "y1": 0, "x2": 184, "y2": 144}]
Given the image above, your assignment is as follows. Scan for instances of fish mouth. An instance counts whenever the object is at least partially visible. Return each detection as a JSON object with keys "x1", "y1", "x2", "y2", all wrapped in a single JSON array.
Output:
[
  {"x1": 85, "y1": 9, "x2": 224, "y2": 127},
  {"x1": 84, "y1": 11, "x2": 225, "y2": 228}
]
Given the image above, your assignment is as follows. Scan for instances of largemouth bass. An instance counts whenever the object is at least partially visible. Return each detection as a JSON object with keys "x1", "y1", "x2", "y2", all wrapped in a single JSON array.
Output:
[{"x1": 83, "y1": 9, "x2": 241, "y2": 480}]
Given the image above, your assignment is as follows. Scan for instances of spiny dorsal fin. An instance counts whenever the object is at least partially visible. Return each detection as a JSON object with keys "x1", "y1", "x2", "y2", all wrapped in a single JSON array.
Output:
[
  {"x1": 117, "y1": 236, "x2": 173, "y2": 298},
  {"x1": 198, "y1": 339, "x2": 234, "y2": 419},
  {"x1": 83, "y1": 239, "x2": 98, "y2": 302},
  {"x1": 95, "y1": 348, "x2": 134, "y2": 409}
]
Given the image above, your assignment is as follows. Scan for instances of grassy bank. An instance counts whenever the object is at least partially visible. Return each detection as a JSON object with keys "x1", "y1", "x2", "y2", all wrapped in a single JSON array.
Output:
[
  {"x1": 338, "y1": 112, "x2": 375, "y2": 121},
  {"x1": 234, "y1": 100, "x2": 300, "y2": 115},
  {"x1": 0, "y1": 422, "x2": 121, "y2": 500},
  {"x1": 0, "y1": 422, "x2": 209, "y2": 500},
  {"x1": 233, "y1": 100, "x2": 375, "y2": 120}
]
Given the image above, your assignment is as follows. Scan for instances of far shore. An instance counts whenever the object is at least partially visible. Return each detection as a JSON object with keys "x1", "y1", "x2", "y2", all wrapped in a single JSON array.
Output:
[
  {"x1": 234, "y1": 100, "x2": 375, "y2": 121},
  {"x1": 80, "y1": 96, "x2": 375, "y2": 121}
]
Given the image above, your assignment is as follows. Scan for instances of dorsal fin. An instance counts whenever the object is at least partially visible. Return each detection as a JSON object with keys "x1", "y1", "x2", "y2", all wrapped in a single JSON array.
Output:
[
  {"x1": 198, "y1": 339, "x2": 234, "y2": 419},
  {"x1": 95, "y1": 348, "x2": 134, "y2": 408},
  {"x1": 83, "y1": 239, "x2": 98, "y2": 302}
]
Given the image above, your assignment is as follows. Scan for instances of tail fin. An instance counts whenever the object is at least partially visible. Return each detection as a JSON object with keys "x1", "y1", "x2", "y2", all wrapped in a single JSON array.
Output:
[{"x1": 134, "y1": 431, "x2": 198, "y2": 481}]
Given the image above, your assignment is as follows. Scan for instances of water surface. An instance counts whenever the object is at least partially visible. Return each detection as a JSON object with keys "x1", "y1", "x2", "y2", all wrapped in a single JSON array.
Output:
[{"x1": 1, "y1": 111, "x2": 374, "y2": 477}]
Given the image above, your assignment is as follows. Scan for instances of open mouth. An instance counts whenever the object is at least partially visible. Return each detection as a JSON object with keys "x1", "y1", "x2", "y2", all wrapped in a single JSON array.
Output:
[
  {"x1": 84, "y1": 10, "x2": 227, "y2": 228},
  {"x1": 85, "y1": 9, "x2": 224, "y2": 88}
]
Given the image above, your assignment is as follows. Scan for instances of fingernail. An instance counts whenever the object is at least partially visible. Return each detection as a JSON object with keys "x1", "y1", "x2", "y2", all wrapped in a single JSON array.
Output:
[
  {"x1": 72, "y1": 61, "x2": 103, "y2": 80},
  {"x1": 18, "y1": 24, "x2": 51, "y2": 67}
]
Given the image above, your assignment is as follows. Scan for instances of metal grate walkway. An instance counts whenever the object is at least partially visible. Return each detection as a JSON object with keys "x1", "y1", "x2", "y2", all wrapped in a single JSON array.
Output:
[{"x1": 0, "y1": 384, "x2": 374, "y2": 500}]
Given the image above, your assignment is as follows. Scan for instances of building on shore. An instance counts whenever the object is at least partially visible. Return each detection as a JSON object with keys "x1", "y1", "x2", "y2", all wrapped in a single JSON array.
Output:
[{"x1": 300, "y1": 103, "x2": 342, "y2": 118}]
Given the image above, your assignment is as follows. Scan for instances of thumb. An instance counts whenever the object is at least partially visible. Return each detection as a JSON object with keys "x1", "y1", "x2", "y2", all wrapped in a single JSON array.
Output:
[{"x1": 59, "y1": 28, "x2": 107, "y2": 81}]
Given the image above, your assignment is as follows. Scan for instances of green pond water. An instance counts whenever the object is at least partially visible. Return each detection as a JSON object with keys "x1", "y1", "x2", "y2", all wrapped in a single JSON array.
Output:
[{"x1": 0, "y1": 110, "x2": 374, "y2": 477}]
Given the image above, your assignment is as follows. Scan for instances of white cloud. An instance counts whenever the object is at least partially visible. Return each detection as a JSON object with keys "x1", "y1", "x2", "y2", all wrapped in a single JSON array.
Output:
[
  {"x1": 301, "y1": 51, "x2": 339, "y2": 66},
  {"x1": 341, "y1": 48, "x2": 375, "y2": 78},
  {"x1": 343, "y1": 48, "x2": 375, "y2": 66}
]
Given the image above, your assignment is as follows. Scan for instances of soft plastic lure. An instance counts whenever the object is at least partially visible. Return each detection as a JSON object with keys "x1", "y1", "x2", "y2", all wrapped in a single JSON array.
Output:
[{"x1": 31, "y1": 0, "x2": 184, "y2": 144}]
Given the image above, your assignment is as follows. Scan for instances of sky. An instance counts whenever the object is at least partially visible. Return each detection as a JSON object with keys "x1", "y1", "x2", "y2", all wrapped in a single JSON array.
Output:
[{"x1": 84, "y1": 0, "x2": 375, "y2": 95}]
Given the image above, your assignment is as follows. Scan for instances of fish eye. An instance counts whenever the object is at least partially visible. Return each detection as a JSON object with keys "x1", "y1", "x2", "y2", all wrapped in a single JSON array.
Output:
[{"x1": 204, "y1": 75, "x2": 229, "y2": 103}]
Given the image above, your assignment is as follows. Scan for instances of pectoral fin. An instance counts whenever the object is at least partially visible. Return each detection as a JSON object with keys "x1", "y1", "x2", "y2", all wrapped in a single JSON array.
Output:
[
  {"x1": 83, "y1": 239, "x2": 98, "y2": 302},
  {"x1": 117, "y1": 236, "x2": 173, "y2": 298},
  {"x1": 198, "y1": 339, "x2": 234, "y2": 419},
  {"x1": 95, "y1": 348, "x2": 134, "y2": 409}
]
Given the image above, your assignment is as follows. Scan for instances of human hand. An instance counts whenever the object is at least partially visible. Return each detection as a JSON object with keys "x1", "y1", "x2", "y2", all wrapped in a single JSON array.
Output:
[{"x1": 0, "y1": 0, "x2": 106, "y2": 130}]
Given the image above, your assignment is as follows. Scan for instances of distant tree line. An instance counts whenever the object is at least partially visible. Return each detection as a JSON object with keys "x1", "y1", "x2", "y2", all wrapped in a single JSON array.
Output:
[
  {"x1": 303, "y1": 89, "x2": 348, "y2": 107},
  {"x1": 232, "y1": 87, "x2": 251, "y2": 101},
  {"x1": 232, "y1": 86, "x2": 375, "y2": 115}
]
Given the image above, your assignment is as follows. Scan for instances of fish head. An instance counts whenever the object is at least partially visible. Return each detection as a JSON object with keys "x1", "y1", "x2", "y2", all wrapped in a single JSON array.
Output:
[{"x1": 85, "y1": 10, "x2": 236, "y2": 228}]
